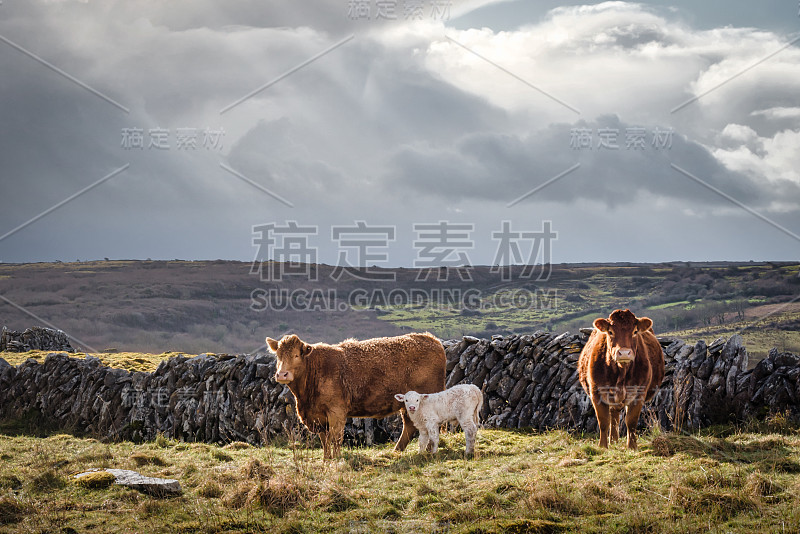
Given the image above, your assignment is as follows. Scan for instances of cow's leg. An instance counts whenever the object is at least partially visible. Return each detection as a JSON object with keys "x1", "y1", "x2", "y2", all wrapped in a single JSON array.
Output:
[
  {"x1": 591, "y1": 392, "x2": 610, "y2": 448},
  {"x1": 609, "y1": 407, "x2": 621, "y2": 445},
  {"x1": 461, "y1": 418, "x2": 478, "y2": 456},
  {"x1": 325, "y1": 413, "x2": 346, "y2": 459},
  {"x1": 395, "y1": 408, "x2": 418, "y2": 453},
  {"x1": 624, "y1": 402, "x2": 644, "y2": 450},
  {"x1": 319, "y1": 430, "x2": 332, "y2": 460}
]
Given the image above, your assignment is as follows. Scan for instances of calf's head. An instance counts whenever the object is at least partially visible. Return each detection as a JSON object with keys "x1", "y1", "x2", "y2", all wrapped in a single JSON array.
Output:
[
  {"x1": 394, "y1": 391, "x2": 427, "y2": 414},
  {"x1": 593, "y1": 309, "x2": 653, "y2": 367},
  {"x1": 266, "y1": 334, "x2": 313, "y2": 384}
]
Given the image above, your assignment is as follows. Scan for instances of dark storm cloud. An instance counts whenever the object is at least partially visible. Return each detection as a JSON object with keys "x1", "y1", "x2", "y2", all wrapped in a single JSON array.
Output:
[{"x1": 383, "y1": 115, "x2": 800, "y2": 209}]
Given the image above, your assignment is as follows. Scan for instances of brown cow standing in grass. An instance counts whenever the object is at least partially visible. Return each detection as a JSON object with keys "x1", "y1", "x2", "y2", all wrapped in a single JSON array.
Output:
[
  {"x1": 578, "y1": 309, "x2": 665, "y2": 450},
  {"x1": 267, "y1": 332, "x2": 446, "y2": 459}
]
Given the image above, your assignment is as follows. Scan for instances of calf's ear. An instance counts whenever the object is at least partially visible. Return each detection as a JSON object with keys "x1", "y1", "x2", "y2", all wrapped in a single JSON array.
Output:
[
  {"x1": 636, "y1": 317, "x2": 653, "y2": 332},
  {"x1": 394, "y1": 394, "x2": 405, "y2": 402},
  {"x1": 266, "y1": 337, "x2": 279, "y2": 353},
  {"x1": 300, "y1": 343, "x2": 314, "y2": 357},
  {"x1": 593, "y1": 318, "x2": 610, "y2": 332},
  {"x1": 421, "y1": 394, "x2": 429, "y2": 400}
]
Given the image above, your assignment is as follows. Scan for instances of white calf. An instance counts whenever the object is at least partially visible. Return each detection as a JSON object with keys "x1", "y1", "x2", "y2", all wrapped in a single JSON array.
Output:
[{"x1": 394, "y1": 384, "x2": 483, "y2": 455}]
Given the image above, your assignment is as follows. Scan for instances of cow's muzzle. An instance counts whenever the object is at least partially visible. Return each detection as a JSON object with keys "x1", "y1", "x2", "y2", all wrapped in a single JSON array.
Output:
[
  {"x1": 275, "y1": 371, "x2": 293, "y2": 384},
  {"x1": 615, "y1": 348, "x2": 634, "y2": 365}
]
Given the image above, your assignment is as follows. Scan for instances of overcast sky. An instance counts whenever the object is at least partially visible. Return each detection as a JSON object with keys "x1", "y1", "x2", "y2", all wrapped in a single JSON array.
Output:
[{"x1": 0, "y1": 0, "x2": 798, "y2": 266}]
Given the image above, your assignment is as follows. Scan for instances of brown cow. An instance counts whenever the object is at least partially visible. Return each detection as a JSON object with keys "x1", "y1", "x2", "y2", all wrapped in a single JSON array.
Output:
[
  {"x1": 266, "y1": 332, "x2": 446, "y2": 459},
  {"x1": 578, "y1": 309, "x2": 665, "y2": 450}
]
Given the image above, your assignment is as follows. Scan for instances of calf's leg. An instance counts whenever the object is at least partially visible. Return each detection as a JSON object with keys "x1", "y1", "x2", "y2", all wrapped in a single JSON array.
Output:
[
  {"x1": 395, "y1": 408, "x2": 418, "y2": 453},
  {"x1": 418, "y1": 430, "x2": 430, "y2": 453},
  {"x1": 427, "y1": 423, "x2": 440, "y2": 454},
  {"x1": 461, "y1": 418, "x2": 478, "y2": 456}
]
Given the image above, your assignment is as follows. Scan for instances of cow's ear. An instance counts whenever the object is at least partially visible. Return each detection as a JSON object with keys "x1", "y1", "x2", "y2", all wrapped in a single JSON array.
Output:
[
  {"x1": 636, "y1": 317, "x2": 653, "y2": 332},
  {"x1": 266, "y1": 337, "x2": 279, "y2": 353},
  {"x1": 593, "y1": 318, "x2": 610, "y2": 332},
  {"x1": 421, "y1": 394, "x2": 429, "y2": 400},
  {"x1": 300, "y1": 343, "x2": 314, "y2": 357},
  {"x1": 394, "y1": 394, "x2": 405, "y2": 402}
]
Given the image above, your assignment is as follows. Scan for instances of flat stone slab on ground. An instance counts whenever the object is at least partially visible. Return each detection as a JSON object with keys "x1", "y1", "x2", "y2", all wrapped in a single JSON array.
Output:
[{"x1": 74, "y1": 469, "x2": 182, "y2": 496}]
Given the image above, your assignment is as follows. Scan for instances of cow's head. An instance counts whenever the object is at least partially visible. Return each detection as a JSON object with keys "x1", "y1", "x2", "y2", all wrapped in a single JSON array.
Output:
[
  {"x1": 266, "y1": 334, "x2": 314, "y2": 384},
  {"x1": 593, "y1": 309, "x2": 653, "y2": 368},
  {"x1": 394, "y1": 391, "x2": 426, "y2": 414}
]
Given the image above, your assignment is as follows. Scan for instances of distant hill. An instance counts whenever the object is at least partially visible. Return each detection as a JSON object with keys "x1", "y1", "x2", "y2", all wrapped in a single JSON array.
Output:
[{"x1": 0, "y1": 260, "x2": 797, "y2": 357}]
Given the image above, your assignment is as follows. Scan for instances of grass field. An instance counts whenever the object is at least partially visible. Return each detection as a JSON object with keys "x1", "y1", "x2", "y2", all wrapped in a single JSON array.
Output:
[{"x1": 2, "y1": 419, "x2": 800, "y2": 533}]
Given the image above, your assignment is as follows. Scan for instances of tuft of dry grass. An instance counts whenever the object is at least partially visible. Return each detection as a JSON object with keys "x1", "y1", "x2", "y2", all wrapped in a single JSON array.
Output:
[
  {"x1": 130, "y1": 452, "x2": 168, "y2": 467},
  {"x1": 319, "y1": 484, "x2": 360, "y2": 513},
  {"x1": 221, "y1": 481, "x2": 252, "y2": 510},
  {"x1": 651, "y1": 434, "x2": 673, "y2": 457},
  {"x1": 670, "y1": 484, "x2": 758, "y2": 521},
  {"x1": 247, "y1": 478, "x2": 303, "y2": 515},
  {"x1": 241, "y1": 458, "x2": 275, "y2": 480},
  {"x1": 763, "y1": 410, "x2": 800, "y2": 434},
  {"x1": 223, "y1": 441, "x2": 252, "y2": 451},
  {"x1": 154, "y1": 433, "x2": 170, "y2": 448},
  {"x1": 197, "y1": 480, "x2": 223, "y2": 499},
  {"x1": 30, "y1": 470, "x2": 67, "y2": 492},
  {"x1": 0, "y1": 495, "x2": 31, "y2": 525},
  {"x1": 0, "y1": 475, "x2": 22, "y2": 490},
  {"x1": 210, "y1": 449, "x2": 233, "y2": 463},
  {"x1": 745, "y1": 471, "x2": 783, "y2": 498},
  {"x1": 525, "y1": 483, "x2": 582, "y2": 516},
  {"x1": 649, "y1": 433, "x2": 709, "y2": 458}
]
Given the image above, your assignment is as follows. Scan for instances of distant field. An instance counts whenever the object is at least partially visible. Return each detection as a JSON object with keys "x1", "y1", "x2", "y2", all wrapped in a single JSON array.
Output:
[
  {"x1": 365, "y1": 264, "x2": 800, "y2": 359},
  {"x1": 663, "y1": 304, "x2": 800, "y2": 362},
  {"x1": 0, "y1": 260, "x2": 797, "y2": 358},
  {"x1": 647, "y1": 300, "x2": 691, "y2": 310},
  {"x1": 2, "y1": 422, "x2": 800, "y2": 533}
]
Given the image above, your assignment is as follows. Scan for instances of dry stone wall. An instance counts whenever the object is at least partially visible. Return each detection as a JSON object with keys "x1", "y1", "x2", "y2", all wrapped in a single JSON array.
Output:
[
  {"x1": 444, "y1": 330, "x2": 773, "y2": 434},
  {"x1": 0, "y1": 326, "x2": 74, "y2": 353},
  {"x1": 1, "y1": 329, "x2": 798, "y2": 445}
]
